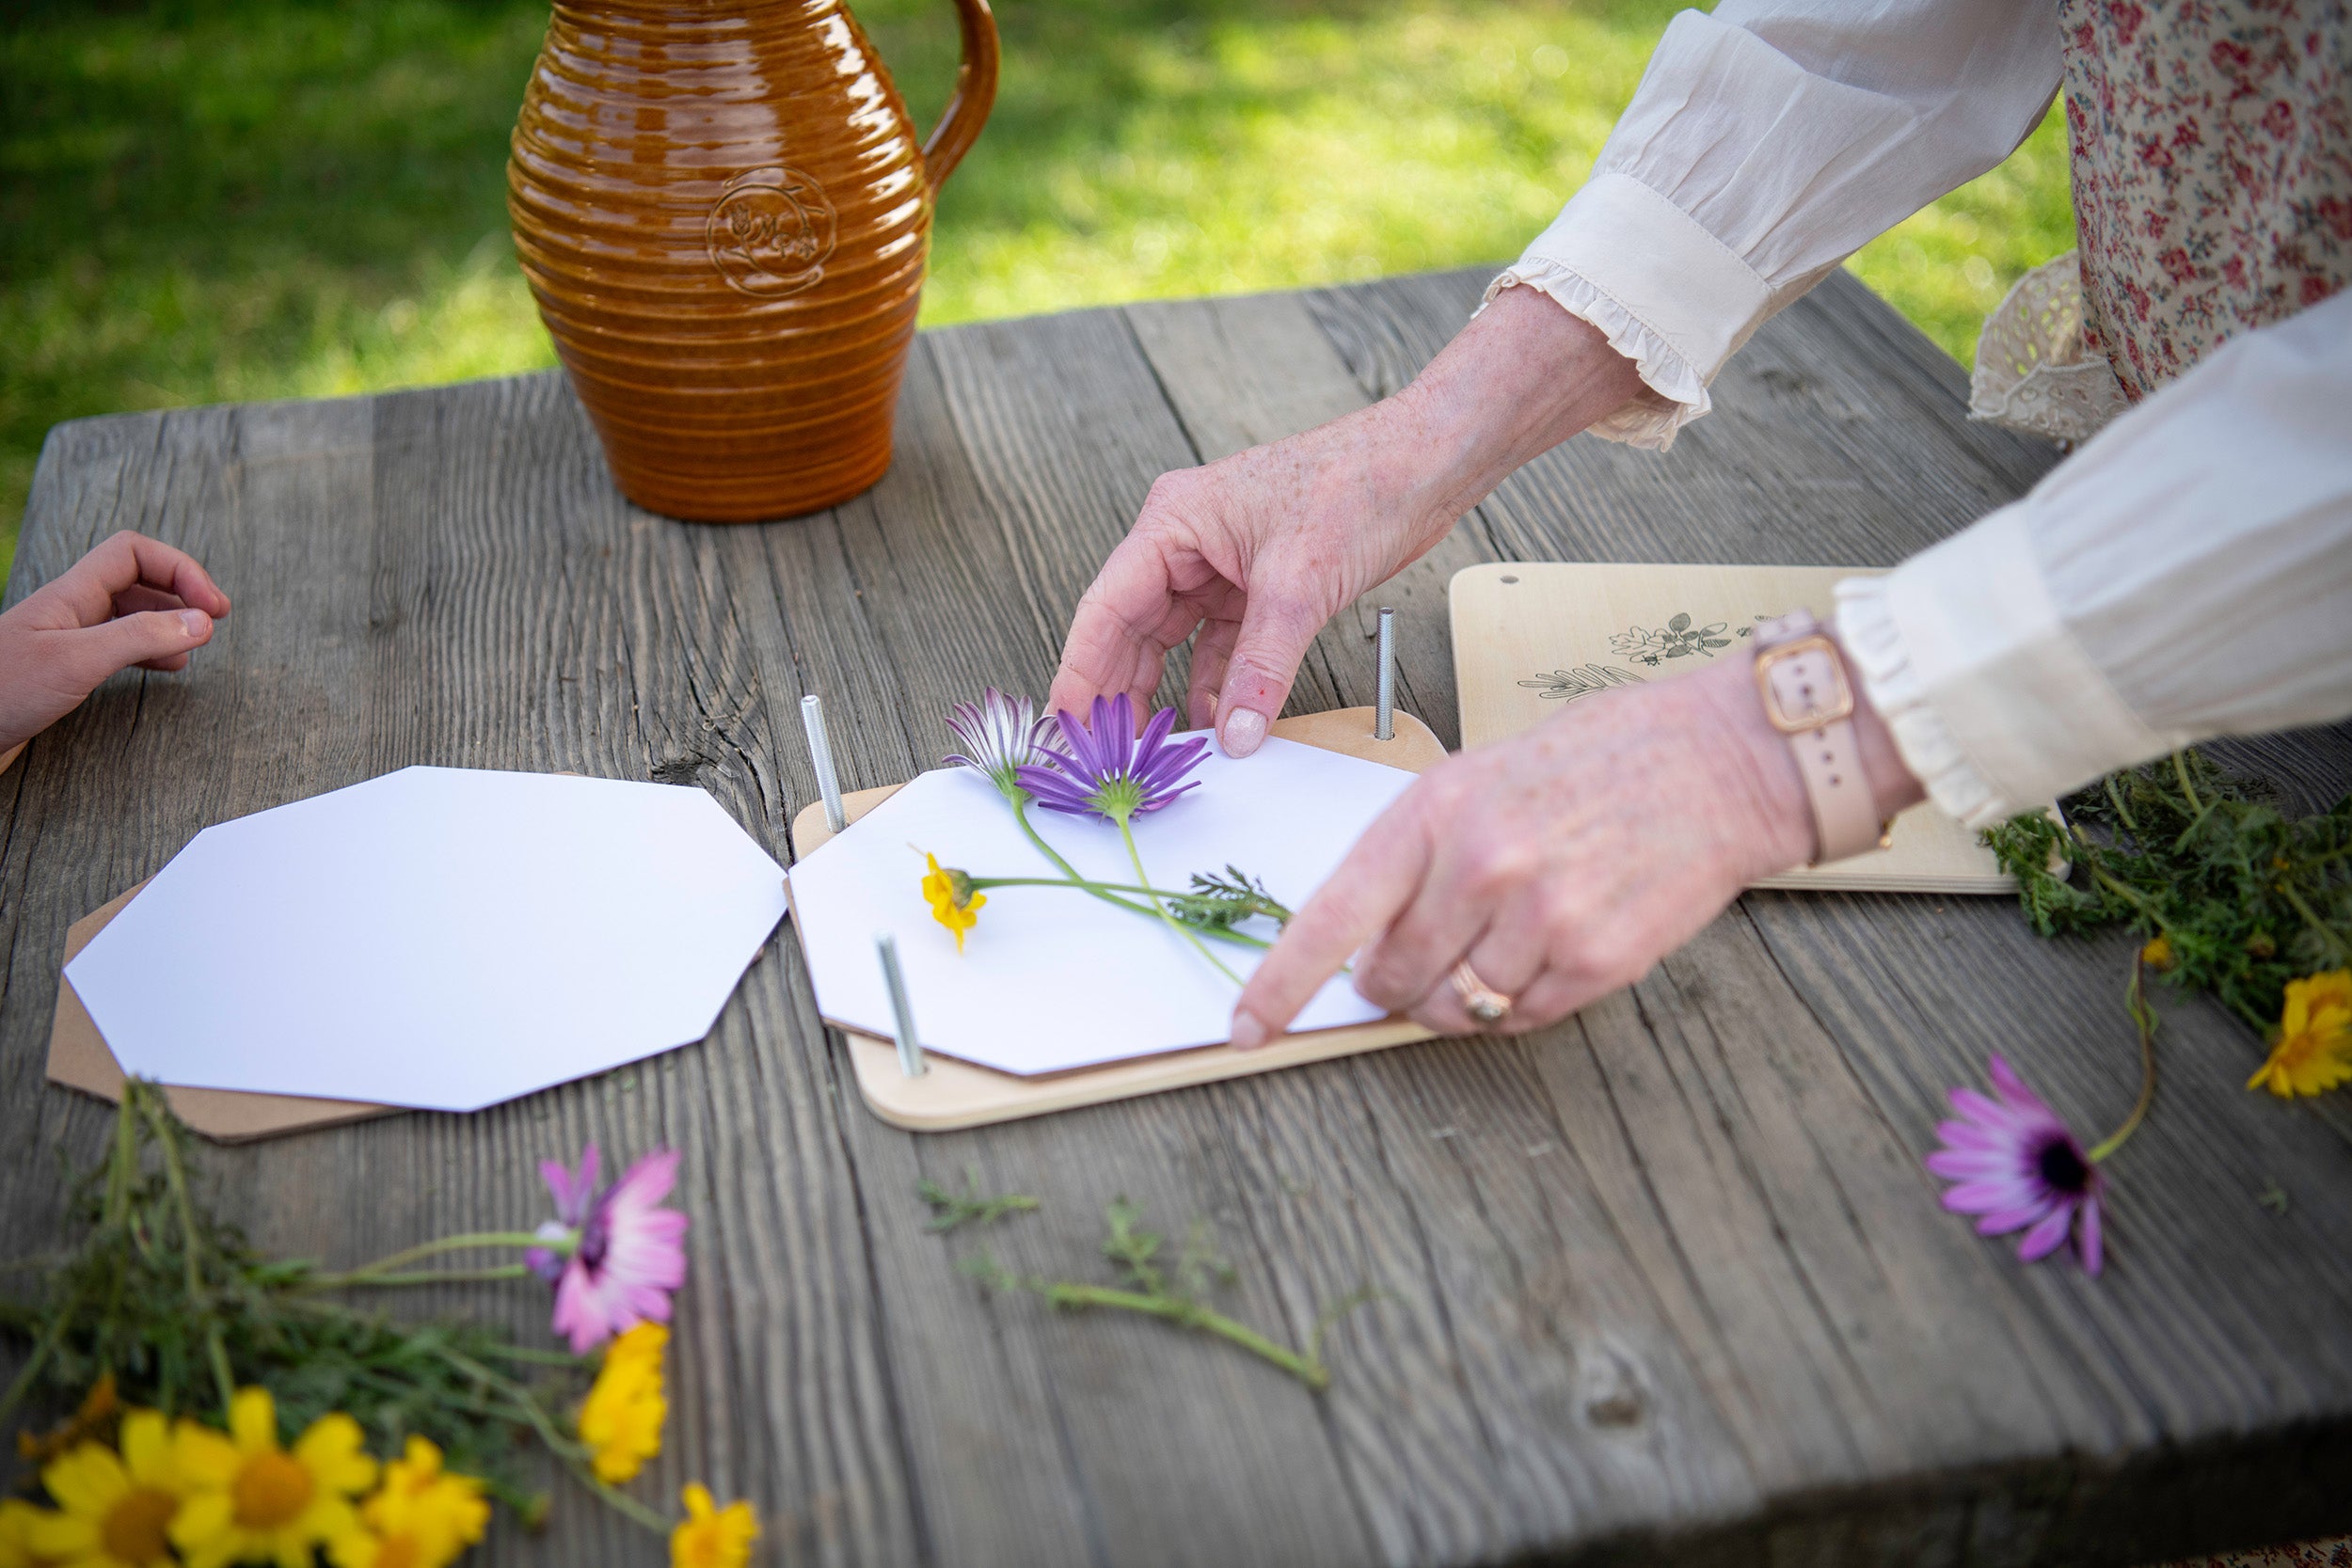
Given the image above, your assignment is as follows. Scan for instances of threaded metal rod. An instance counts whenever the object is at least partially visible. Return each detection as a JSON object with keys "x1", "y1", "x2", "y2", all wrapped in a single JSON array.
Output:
[
  {"x1": 875, "y1": 932, "x2": 928, "y2": 1077},
  {"x1": 801, "y1": 692, "x2": 847, "y2": 833},
  {"x1": 1375, "y1": 606, "x2": 1397, "y2": 741}
]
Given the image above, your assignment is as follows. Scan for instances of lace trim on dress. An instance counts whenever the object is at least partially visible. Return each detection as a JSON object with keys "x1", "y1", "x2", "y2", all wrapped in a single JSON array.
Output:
[
  {"x1": 1833, "y1": 576, "x2": 2015, "y2": 830},
  {"x1": 1483, "y1": 262, "x2": 1708, "y2": 452},
  {"x1": 1968, "y1": 251, "x2": 2129, "y2": 446}
]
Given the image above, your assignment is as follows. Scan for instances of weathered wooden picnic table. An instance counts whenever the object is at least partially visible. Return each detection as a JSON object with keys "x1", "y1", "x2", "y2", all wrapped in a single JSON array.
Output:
[{"x1": 5, "y1": 265, "x2": 2350, "y2": 1568}]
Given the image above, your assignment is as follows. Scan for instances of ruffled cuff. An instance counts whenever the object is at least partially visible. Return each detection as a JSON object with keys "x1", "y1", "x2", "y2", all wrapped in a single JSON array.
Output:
[
  {"x1": 1480, "y1": 172, "x2": 1777, "y2": 451},
  {"x1": 1483, "y1": 262, "x2": 1702, "y2": 451},
  {"x1": 1834, "y1": 574, "x2": 2010, "y2": 828},
  {"x1": 1833, "y1": 505, "x2": 2189, "y2": 830}
]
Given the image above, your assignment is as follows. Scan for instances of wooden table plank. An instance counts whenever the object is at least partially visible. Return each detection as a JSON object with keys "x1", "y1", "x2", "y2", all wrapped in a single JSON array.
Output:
[{"x1": 4, "y1": 267, "x2": 2347, "y2": 1568}]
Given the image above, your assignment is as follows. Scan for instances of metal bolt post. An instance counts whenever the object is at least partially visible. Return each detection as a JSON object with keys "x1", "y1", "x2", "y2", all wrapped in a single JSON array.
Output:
[
  {"x1": 801, "y1": 693, "x2": 847, "y2": 833},
  {"x1": 1375, "y1": 606, "x2": 1397, "y2": 741},
  {"x1": 874, "y1": 932, "x2": 928, "y2": 1077}
]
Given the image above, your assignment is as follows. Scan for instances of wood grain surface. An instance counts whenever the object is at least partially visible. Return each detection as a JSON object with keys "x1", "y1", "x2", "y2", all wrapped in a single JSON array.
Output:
[{"x1": 4, "y1": 267, "x2": 2348, "y2": 1568}]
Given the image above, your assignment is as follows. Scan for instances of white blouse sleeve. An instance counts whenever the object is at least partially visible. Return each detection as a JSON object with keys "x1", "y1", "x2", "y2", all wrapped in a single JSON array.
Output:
[
  {"x1": 1833, "y1": 293, "x2": 2352, "y2": 827},
  {"x1": 1491, "y1": 0, "x2": 2061, "y2": 448}
]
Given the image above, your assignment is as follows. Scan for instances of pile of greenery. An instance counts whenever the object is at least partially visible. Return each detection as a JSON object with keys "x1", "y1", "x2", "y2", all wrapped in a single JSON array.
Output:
[{"x1": 1984, "y1": 749, "x2": 2352, "y2": 1035}]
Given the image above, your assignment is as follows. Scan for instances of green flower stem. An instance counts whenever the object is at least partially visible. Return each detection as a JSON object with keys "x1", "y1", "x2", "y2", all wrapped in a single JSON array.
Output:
[
  {"x1": 2088, "y1": 955, "x2": 2159, "y2": 1164},
  {"x1": 1007, "y1": 795, "x2": 1272, "y2": 953},
  {"x1": 137, "y1": 1087, "x2": 236, "y2": 1417},
  {"x1": 2277, "y1": 881, "x2": 2352, "y2": 965},
  {"x1": 327, "y1": 1265, "x2": 537, "y2": 1289},
  {"x1": 1041, "y1": 1283, "x2": 1327, "y2": 1390},
  {"x1": 1120, "y1": 816, "x2": 1243, "y2": 987},
  {"x1": 432, "y1": 1342, "x2": 671, "y2": 1538},
  {"x1": 307, "y1": 1230, "x2": 570, "y2": 1290},
  {"x1": 964, "y1": 876, "x2": 1276, "y2": 951}
]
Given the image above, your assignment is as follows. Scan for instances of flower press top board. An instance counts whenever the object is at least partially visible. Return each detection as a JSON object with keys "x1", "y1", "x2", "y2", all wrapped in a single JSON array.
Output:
[
  {"x1": 786, "y1": 707, "x2": 1446, "y2": 1132},
  {"x1": 1450, "y1": 562, "x2": 2023, "y2": 894}
]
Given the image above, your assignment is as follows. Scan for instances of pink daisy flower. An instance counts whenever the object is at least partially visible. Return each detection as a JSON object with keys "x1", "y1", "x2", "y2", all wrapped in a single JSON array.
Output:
[
  {"x1": 528, "y1": 1142, "x2": 690, "y2": 1353},
  {"x1": 1926, "y1": 1053, "x2": 2106, "y2": 1275}
]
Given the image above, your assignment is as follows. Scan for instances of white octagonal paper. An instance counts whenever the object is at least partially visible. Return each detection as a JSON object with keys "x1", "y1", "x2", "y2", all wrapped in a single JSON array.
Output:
[
  {"x1": 66, "y1": 768, "x2": 787, "y2": 1112},
  {"x1": 787, "y1": 733, "x2": 1418, "y2": 1076}
]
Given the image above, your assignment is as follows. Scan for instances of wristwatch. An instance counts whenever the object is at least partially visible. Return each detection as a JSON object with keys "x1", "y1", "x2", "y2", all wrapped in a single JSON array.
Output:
[{"x1": 1750, "y1": 611, "x2": 1892, "y2": 865}]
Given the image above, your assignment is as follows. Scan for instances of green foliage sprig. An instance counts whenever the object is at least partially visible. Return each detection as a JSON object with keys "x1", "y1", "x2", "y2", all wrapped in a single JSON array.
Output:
[
  {"x1": 1169, "y1": 865, "x2": 1294, "y2": 934},
  {"x1": 917, "y1": 1171, "x2": 1041, "y2": 1233},
  {"x1": 942, "y1": 1190, "x2": 1374, "y2": 1392},
  {"x1": 0, "y1": 1082, "x2": 583, "y2": 1516},
  {"x1": 1982, "y1": 749, "x2": 2352, "y2": 1032}
]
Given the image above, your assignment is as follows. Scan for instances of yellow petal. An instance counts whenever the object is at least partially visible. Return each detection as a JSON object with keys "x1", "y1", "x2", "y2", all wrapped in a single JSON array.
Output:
[
  {"x1": 167, "y1": 1490, "x2": 235, "y2": 1552},
  {"x1": 24, "y1": 1510, "x2": 102, "y2": 1556},
  {"x1": 294, "y1": 1415, "x2": 378, "y2": 1497},
  {"x1": 119, "y1": 1410, "x2": 179, "y2": 1492},
  {"x1": 230, "y1": 1388, "x2": 278, "y2": 1454},
  {"x1": 173, "y1": 1423, "x2": 241, "y2": 1488},
  {"x1": 41, "y1": 1442, "x2": 131, "y2": 1518}
]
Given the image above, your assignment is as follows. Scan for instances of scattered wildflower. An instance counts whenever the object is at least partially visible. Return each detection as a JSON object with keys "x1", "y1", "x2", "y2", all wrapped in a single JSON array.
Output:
[
  {"x1": 1018, "y1": 693, "x2": 1207, "y2": 823},
  {"x1": 1926, "y1": 1054, "x2": 2106, "y2": 1275},
  {"x1": 579, "y1": 1323, "x2": 669, "y2": 1484},
  {"x1": 2138, "y1": 934, "x2": 2172, "y2": 970},
  {"x1": 25, "y1": 1409, "x2": 189, "y2": 1568},
  {"x1": 944, "y1": 688, "x2": 1056, "y2": 798},
  {"x1": 328, "y1": 1436, "x2": 488, "y2": 1568},
  {"x1": 920, "y1": 852, "x2": 986, "y2": 953},
  {"x1": 0, "y1": 1499, "x2": 56, "y2": 1568},
  {"x1": 2247, "y1": 969, "x2": 2352, "y2": 1099},
  {"x1": 170, "y1": 1387, "x2": 377, "y2": 1568},
  {"x1": 529, "y1": 1144, "x2": 691, "y2": 1354},
  {"x1": 19, "y1": 1375, "x2": 119, "y2": 1467},
  {"x1": 668, "y1": 1485, "x2": 757, "y2": 1568}
]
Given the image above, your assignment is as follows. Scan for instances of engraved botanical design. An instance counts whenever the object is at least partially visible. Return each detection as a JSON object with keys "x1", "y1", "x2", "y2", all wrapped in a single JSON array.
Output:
[
  {"x1": 1609, "y1": 611, "x2": 1733, "y2": 667},
  {"x1": 1524, "y1": 610, "x2": 1771, "y2": 702},
  {"x1": 707, "y1": 166, "x2": 838, "y2": 297},
  {"x1": 1519, "y1": 664, "x2": 1644, "y2": 702}
]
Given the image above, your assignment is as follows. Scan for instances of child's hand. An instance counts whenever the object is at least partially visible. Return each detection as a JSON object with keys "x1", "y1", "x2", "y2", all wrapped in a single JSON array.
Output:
[{"x1": 0, "y1": 531, "x2": 231, "y2": 756}]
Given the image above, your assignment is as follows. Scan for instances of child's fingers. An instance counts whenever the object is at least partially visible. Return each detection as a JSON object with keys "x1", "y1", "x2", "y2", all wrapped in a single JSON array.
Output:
[
  {"x1": 50, "y1": 532, "x2": 230, "y2": 626},
  {"x1": 57, "y1": 609, "x2": 215, "y2": 690}
]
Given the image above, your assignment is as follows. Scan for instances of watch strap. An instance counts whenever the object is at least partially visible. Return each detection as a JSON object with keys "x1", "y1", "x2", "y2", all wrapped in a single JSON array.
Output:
[{"x1": 1753, "y1": 613, "x2": 1884, "y2": 866}]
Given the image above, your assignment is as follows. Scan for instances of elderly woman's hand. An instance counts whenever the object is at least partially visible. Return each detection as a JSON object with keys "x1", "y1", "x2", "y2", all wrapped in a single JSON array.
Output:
[
  {"x1": 1048, "y1": 288, "x2": 1646, "y2": 755},
  {"x1": 1230, "y1": 652, "x2": 1925, "y2": 1043}
]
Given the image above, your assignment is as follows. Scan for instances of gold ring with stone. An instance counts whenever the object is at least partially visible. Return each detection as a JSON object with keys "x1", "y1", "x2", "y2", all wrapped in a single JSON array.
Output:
[{"x1": 1451, "y1": 958, "x2": 1512, "y2": 1025}]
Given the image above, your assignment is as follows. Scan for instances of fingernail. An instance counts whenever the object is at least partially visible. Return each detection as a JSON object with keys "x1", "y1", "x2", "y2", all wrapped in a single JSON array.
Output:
[
  {"x1": 178, "y1": 610, "x2": 211, "y2": 637},
  {"x1": 1229, "y1": 1010, "x2": 1268, "y2": 1052},
  {"x1": 1221, "y1": 707, "x2": 1267, "y2": 757}
]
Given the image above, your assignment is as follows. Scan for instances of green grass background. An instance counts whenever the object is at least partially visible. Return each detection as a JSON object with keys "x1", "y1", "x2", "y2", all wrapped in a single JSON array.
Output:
[{"x1": 0, "y1": 0, "x2": 2076, "y2": 581}]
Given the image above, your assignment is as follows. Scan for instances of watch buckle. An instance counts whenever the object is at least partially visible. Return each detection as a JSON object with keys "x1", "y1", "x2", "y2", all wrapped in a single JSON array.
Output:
[{"x1": 1754, "y1": 633, "x2": 1854, "y2": 735}]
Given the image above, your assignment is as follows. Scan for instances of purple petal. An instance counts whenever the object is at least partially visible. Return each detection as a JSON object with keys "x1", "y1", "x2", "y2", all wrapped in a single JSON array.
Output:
[
  {"x1": 1987, "y1": 1054, "x2": 2060, "y2": 1121},
  {"x1": 1946, "y1": 1087, "x2": 2035, "y2": 1132},
  {"x1": 1925, "y1": 1149, "x2": 2023, "y2": 1180},
  {"x1": 2077, "y1": 1194, "x2": 2104, "y2": 1275},
  {"x1": 2014, "y1": 1203, "x2": 2074, "y2": 1262},
  {"x1": 1942, "y1": 1178, "x2": 2045, "y2": 1216},
  {"x1": 1933, "y1": 1119, "x2": 2016, "y2": 1153},
  {"x1": 1975, "y1": 1199, "x2": 2058, "y2": 1235}
]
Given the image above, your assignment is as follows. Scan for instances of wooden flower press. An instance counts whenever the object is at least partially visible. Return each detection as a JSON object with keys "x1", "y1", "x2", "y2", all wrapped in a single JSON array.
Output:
[{"x1": 788, "y1": 699, "x2": 1447, "y2": 1133}]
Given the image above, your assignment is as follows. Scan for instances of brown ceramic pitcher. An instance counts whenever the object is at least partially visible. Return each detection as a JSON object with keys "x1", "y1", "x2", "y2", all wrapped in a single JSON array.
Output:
[{"x1": 509, "y1": 0, "x2": 998, "y2": 522}]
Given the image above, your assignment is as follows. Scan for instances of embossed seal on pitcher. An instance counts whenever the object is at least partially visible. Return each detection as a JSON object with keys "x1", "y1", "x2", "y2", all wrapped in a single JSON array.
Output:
[{"x1": 509, "y1": 0, "x2": 998, "y2": 522}]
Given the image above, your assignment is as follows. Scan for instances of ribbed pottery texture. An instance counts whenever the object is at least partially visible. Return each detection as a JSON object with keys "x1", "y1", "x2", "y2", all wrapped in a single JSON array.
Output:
[{"x1": 509, "y1": 0, "x2": 994, "y2": 522}]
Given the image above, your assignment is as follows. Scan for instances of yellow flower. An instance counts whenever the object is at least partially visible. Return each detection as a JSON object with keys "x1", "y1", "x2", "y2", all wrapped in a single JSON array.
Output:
[
  {"x1": 2139, "y1": 934, "x2": 2172, "y2": 970},
  {"x1": 1, "y1": 1497, "x2": 62, "y2": 1568},
  {"x1": 579, "y1": 1322, "x2": 668, "y2": 1484},
  {"x1": 327, "y1": 1435, "x2": 487, "y2": 1568},
  {"x1": 2248, "y1": 969, "x2": 2352, "y2": 1099},
  {"x1": 170, "y1": 1387, "x2": 378, "y2": 1568},
  {"x1": 920, "y1": 852, "x2": 985, "y2": 954},
  {"x1": 668, "y1": 1485, "x2": 756, "y2": 1568},
  {"x1": 29, "y1": 1411, "x2": 191, "y2": 1568}
]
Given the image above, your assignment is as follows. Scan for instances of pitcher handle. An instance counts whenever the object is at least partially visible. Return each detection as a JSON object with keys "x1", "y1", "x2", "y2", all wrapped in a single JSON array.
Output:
[{"x1": 921, "y1": 0, "x2": 999, "y2": 190}]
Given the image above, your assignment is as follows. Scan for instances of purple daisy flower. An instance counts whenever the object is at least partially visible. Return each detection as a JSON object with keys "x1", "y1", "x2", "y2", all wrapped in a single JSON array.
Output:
[
  {"x1": 944, "y1": 688, "x2": 1056, "y2": 796},
  {"x1": 528, "y1": 1142, "x2": 691, "y2": 1353},
  {"x1": 1926, "y1": 1053, "x2": 2105, "y2": 1275},
  {"x1": 1016, "y1": 693, "x2": 1208, "y2": 823}
]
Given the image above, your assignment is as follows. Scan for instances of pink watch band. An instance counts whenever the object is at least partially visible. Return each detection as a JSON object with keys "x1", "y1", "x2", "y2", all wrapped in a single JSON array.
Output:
[{"x1": 1751, "y1": 612, "x2": 1886, "y2": 866}]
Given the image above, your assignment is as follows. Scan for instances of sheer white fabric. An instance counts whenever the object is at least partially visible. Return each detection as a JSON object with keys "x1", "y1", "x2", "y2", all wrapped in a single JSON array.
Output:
[
  {"x1": 1493, "y1": 0, "x2": 2352, "y2": 821},
  {"x1": 1967, "y1": 253, "x2": 2130, "y2": 445}
]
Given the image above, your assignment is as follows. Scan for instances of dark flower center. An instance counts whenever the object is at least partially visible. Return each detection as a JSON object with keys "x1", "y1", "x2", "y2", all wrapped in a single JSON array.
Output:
[
  {"x1": 2035, "y1": 1136, "x2": 2090, "y2": 1196},
  {"x1": 578, "y1": 1201, "x2": 612, "y2": 1272}
]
